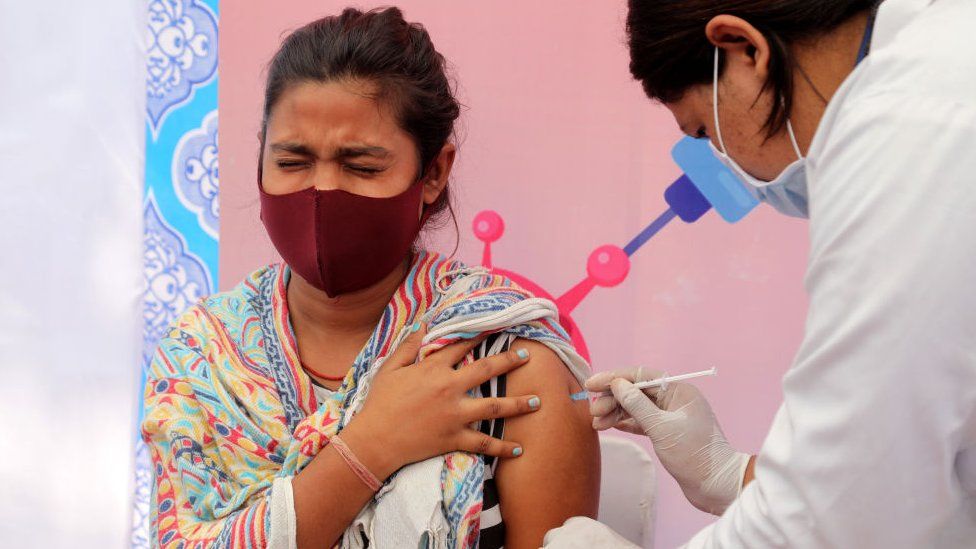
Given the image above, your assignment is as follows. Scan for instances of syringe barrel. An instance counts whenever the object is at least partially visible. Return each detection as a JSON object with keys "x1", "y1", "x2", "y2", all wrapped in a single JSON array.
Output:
[{"x1": 671, "y1": 136, "x2": 759, "y2": 223}]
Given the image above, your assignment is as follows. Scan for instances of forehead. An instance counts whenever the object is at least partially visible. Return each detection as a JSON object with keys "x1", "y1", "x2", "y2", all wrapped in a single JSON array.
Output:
[{"x1": 265, "y1": 79, "x2": 406, "y2": 145}]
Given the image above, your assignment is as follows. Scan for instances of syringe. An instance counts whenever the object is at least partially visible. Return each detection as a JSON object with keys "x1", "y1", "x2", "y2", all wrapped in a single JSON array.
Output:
[
  {"x1": 554, "y1": 137, "x2": 760, "y2": 316},
  {"x1": 624, "y1": 137, "x2": 760, "y2": 254},
  {"x1": 589, "y1": 367, "x2": 718, "y2": 397}
]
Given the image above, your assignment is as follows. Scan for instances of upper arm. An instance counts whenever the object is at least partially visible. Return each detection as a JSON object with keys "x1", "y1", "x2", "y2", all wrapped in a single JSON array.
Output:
[{"x1": 494, "y1": 338, "x2": 600, "y2": 549}]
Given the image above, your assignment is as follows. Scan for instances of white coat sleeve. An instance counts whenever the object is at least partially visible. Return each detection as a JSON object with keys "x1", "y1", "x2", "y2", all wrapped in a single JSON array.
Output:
[{"x1": 684, "y1": 89, "x2": 976, "y2": 547}]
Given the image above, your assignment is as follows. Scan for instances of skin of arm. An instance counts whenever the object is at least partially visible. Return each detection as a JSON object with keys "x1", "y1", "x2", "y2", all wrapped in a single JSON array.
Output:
[
  {"x1": 291, "y1": 435, "x2": 394, "y2": 549},
  {"x1": 497, "y1": 339, "x2": 601, "y2": 549},
  {"x1": 743, "y1": 455, "x2": 757, "y2": 488}
]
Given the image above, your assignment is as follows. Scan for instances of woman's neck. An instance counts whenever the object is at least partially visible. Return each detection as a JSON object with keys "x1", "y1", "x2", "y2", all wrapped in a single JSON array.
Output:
[
  {"x1": 287, "y1": 257, "x2": 411, "y2": 379},
  {"x1": 790, "y1": 10, "x2": 872, "y2": 151}
]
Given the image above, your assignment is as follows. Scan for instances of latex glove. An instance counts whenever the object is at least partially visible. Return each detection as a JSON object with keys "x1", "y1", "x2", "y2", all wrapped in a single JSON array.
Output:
[
  {"x1": 588, "y1": 367, "x2": 663, "y2": 435},
  {"x1": 587, "y1": 369, "x2": 751, "y2": 515},
  {"x1": 542, "y1": 517, "x2": 639, "y2": 548}
]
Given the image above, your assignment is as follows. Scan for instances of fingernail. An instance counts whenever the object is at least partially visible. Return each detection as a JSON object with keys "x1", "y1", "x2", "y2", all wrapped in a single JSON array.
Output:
[
  {"x1": 512, "y1": 447, "x2": 523, "y2": 457},
  {"x1": 410, "y1": 322, "x2": 422, "y2": 333},
  {"x1": 528, "y1": 396, "x2": 541, "y2": 409},
  {"x1": 516, "y1": 349, "x2": 529, "y2": 360}
]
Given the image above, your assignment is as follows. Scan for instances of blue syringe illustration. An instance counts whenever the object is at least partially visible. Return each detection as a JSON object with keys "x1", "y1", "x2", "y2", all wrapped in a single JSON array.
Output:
[
  {"x1": 556, "y1": 136, "x2": 760, "y2": 313},
  {"x1": 624, "y1": 136, "x2": 759, "y2": 255},
  {"x1": 471, "y1": 136, "x2": 760, "y2": 360}
]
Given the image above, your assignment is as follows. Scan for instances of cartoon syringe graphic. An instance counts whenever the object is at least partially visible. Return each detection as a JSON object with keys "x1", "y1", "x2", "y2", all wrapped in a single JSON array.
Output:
[{"x1": 473, "y1": 136, "x2": 760, "y2": 361}]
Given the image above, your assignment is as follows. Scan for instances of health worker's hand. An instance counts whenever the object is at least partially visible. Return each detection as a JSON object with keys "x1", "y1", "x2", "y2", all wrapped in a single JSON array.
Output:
[
  {"x1": 543, "y1": 517, "x2": 639, "y2": 548},
  {"x1": 587, "y1": 368, "x2": 751, "y2": 515}
]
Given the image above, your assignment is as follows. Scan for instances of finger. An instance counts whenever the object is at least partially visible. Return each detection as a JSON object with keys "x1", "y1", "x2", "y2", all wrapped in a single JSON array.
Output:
[
  {"x1": 425, "y1": 335, "x2": 488, "y2": 370},
  {"x1": 589, "y1": 394, "x2": 619, "y2": 418},
  {"x1": 655, "y1": 381, "x2": 699, "y2": 412},
  {"x1": 634, "y1": 368, "x2": 671, "y2": 402},
  {"x1": 382, "y1": 322, "x2": 427, "y2": 371},
  {"x1": 457, "y1": 347, "x2": 530, "y2": 389},
  {"x1": 591, "y1": 407, "x2": 628, "y2": 431},
  {"x1": 614, "y1": 418, "x2": 646, "y2": 435},
  {"x1": 584, "y1": 370, "x2": 629, "y2": 392},
  {"x1": 610, "y1": 378, "x2": 663, "y2": 422},
  {"x1": 457, "y1": 429, "x2": 524, "y2": 459},
  {"x1": 463, "y1": 395, "x2": 541, "y2": 423}
]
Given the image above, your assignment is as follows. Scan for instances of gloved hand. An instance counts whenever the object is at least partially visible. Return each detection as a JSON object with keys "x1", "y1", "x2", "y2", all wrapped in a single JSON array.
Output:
[
  {"x1": 587, "y1": 368, "x2": 751, "y2": 515},
  {"x1": 543, "y1": 517, "x2": 639, "y2": 548}
]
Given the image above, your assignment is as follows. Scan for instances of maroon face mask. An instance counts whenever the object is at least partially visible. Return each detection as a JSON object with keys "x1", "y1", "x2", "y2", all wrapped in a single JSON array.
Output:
[{"x1": 259, "y1": 180, "x2": 426, "y2": 297}]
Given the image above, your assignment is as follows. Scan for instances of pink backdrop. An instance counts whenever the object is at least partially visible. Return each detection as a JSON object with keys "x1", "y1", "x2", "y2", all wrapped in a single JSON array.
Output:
[{"x1": 219, "y1": 2, "x2": 809, "y2": 546}]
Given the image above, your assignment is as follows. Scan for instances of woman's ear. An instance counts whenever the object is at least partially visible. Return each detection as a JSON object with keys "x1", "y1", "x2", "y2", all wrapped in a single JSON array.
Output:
[
  {"x1": 705, "y1": 14, "x2": 771, "y2": 81},
  {"x1": 421, "y1": 143, "x2": 455, "y2": 205}
]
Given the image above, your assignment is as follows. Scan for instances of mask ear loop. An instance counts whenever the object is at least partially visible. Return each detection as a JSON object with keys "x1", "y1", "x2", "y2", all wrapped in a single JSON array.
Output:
[
  {"x1": 785, "y1": 119, "x2": 803, "y2": 159},
  {"x1": 716, "y1": 46, "x2": 803, "y2": 161},
  {"x1": 712, "y1": 47, "x2": 729, "y2": 155}
]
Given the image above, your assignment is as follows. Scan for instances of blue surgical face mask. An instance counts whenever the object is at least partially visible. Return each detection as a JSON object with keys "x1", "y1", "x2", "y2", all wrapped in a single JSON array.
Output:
[{"x1": 708, "y1": 47, "x2": 809, "y2": 219}]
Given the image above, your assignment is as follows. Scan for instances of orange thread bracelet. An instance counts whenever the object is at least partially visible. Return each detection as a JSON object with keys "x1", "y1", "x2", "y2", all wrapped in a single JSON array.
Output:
[{"x1": 330, "y1": 435, "x2": 383, "y2": 492}]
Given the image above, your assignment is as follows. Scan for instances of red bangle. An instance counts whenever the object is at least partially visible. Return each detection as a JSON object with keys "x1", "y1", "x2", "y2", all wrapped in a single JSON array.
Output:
[{"x1": 330, "y1": 435, "x2": 383, "y2": 492}]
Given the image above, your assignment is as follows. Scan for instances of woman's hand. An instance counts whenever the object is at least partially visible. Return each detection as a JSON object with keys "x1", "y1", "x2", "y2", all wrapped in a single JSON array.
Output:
[{"x1": 339, "y1": 324, "x2": 541, "y2": 479}]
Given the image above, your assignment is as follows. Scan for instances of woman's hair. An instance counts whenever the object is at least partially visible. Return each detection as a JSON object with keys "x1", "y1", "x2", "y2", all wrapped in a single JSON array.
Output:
[
  {"x1": 261, "y1": 7, "x2": 460, "y2": 234},
  {"x1": 626, "y1": 0, "x2": 876, "y2": 135}
]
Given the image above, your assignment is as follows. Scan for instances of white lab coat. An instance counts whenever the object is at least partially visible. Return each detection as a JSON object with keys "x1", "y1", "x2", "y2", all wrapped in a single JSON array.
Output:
[{"x1": 687, "y1": 0, "x2": 976, "y2": 546}]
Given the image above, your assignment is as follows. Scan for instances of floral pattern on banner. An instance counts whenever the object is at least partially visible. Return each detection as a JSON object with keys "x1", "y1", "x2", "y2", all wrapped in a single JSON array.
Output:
[
  {"x1": 130, "y1": 441, "x2": 153, "y2": 549},
  {"x1": 142, "y1": 193, "x2": 212, "y2": 366},
  {"x1": 146, "y1": 0, "x2": 218, "y2": 132},
  {"x1": 173, "y1": 110, "x2": 219, "y2": 239},
  {"x1": 135, "y1": 0, "x2": 218, "y2": 546}
]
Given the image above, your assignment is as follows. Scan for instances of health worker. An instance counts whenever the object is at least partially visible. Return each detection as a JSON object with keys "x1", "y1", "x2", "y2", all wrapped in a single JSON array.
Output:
[{"x1": 545, "y1": 0, "x2": 976, "y2": 546}]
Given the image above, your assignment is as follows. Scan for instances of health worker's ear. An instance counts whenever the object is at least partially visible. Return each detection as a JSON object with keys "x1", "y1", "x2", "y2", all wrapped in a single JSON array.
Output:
[{"x1": 705, "y1": 15, "x2": 772, "y2": 85}]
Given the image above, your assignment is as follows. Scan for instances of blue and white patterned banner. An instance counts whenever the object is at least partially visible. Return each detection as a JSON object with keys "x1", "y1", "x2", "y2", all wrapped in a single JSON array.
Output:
[{"x1": 133, "y1": 0, "x2": 219, "y2": 546}]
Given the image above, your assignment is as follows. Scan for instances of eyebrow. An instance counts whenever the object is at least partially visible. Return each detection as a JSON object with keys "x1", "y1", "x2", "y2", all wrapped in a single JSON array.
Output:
[
  {"x1": 270, "y1": 142, "x2": 316, "y2": 156},
  {"x1": 268, "y1": 141, "x2": 392, "y2": 160}
]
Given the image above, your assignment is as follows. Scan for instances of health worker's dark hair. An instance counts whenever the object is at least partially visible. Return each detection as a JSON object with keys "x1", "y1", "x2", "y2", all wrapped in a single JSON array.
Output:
[{"x1": 626, "y1": 0, "x2": 876, "y2": 134}]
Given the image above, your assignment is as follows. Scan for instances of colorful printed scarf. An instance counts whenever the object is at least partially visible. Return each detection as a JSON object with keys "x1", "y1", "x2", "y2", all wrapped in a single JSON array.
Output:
[{"x1": 142, "y1": 251, "x2": 589, "y2": 548}]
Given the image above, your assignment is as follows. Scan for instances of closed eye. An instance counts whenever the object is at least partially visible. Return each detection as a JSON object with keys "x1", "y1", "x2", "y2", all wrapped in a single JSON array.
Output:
[
  {"x1": 276, "y1": 159, "x2": 310, "y2": 170},
  {"x1": 345, "y1": 164, "x2": 384, "y2": 175},
  {"x1": 679, "y1": 122, "x2": 709, "y2": 140}
]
